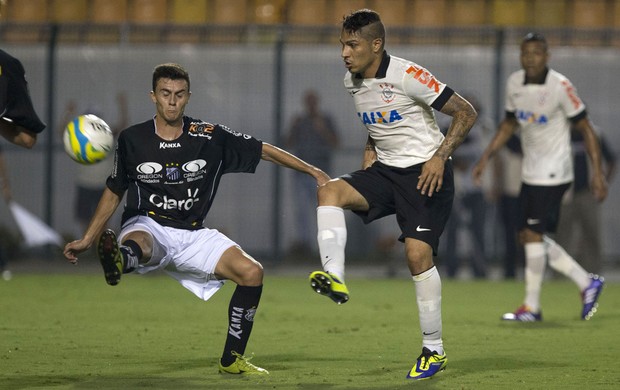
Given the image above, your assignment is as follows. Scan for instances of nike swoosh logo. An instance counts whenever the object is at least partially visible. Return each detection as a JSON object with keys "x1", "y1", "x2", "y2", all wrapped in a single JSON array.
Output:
[
  {"x1": 350, "y1": 89, "x2": 361, "y2": 95},
  {"x1": 416, "y1": 226, "x2": 431, "y2": 232},
  {"x1": 527, "y1": 218, "x2": 540, "y2": 225},
  {"x1": 422, "y1": 331, "x2": 438, "y2": 336}
]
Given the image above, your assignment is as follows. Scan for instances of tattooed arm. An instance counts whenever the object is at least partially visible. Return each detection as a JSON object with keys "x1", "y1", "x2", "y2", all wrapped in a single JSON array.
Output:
[
  {"x1": 418, "y1": 92, "x2": 478, "y2": 196},
  {"x1": 362, "y1": 135, "x2": 377, "y2": 170}
]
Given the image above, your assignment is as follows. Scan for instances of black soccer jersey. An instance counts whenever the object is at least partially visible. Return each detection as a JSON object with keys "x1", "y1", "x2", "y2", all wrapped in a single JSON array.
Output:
[
  {"x1": 107, "y1": 116, "x2": 262, "y2": 230},
  {"x1": 0, "y1": 49, "x2": 46, "y2": 133}
]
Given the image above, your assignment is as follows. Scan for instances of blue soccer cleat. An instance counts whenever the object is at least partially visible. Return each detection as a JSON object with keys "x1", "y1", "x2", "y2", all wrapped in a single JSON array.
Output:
[
  {"x1": 501, "y1": 304, "x2": 542, "y2": 322},
  {"x1": 406, "y1": 347, "x2": 447, "y2": 380},
  {"x1": 581, "y1": 274, "x2": 604, "y2": 320}
]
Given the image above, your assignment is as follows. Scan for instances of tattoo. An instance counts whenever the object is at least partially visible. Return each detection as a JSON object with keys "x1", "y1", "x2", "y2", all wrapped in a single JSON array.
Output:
[
  {"x1": 364, "y1": 135, "x2": 376, "y2": 151},
  {"x1": 436, "y1": 94, "x2": 478, "y2": 161}
]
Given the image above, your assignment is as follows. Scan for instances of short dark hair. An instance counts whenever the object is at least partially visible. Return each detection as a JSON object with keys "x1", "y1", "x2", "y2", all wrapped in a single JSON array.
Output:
[
  {"x1": 342, "y1": 9, "x2": 385, "y2": 46},
  {"x1": 522, "y1": 32, "x2": 547, "y2": 51},
  {"x1": 152, "y1": 63, "x2": 190, "y2": 92}
]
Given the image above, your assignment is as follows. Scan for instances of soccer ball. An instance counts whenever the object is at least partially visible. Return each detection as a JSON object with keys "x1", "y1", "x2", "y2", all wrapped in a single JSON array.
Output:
[{"x1": 63, "y1": 114, "x2": 114, "y2": 164}]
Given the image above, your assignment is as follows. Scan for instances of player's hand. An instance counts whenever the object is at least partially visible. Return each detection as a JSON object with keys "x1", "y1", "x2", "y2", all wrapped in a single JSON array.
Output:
[
  {"x1": 314, "y1": 168, "x2": 331, "y2": 186},
  {"x1": 472, "y1": 157, "x2": 487, "y2": 186},
  {"x1": 63, "y1": 239, "x2": 91, "y2": 265},
  {"x1": 591, "y1": 175, "x2": 608, "y2": 202},
  {"x1": 417, "y1": 156, "x2": 445, "y2": 197}
]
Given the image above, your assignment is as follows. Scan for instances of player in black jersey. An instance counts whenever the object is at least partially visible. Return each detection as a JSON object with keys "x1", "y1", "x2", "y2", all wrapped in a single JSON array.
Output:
[
  {"x1": 0, "y1": 49, "x2": 46, "y2": 148},
  {"x1": 63, "y1": 63, "x2": 330, "y2": 375}
]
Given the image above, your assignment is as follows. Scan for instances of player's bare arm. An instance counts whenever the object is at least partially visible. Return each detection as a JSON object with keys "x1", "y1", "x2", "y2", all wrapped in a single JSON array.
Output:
[
  {"x1": 0, "y1": 121, "x2": 37, "y2": 149},
  {"x1": 63, "y1": 187, "x2": 123, "y2": 263},
  {"x1": 573, "y1": 117, "x2": 608, "y2": 201},
  {"x1": 362, "y1": 135, "x2": 377, "y2": 169},
  {"x1": 472, "y1": 116, "x2": 519, "y2": 185},
  {"x1": 418, "y1": 93, "x2": 477, "y2": 196},
  {"x1": 261, "y1": 142, "x2": 331, "y2": 185}
]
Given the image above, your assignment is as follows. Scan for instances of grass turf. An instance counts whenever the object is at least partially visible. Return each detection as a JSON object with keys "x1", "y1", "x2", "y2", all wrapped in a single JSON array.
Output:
[{"x1": 1, "y1": 272, "x2": 618, "y2": 389}]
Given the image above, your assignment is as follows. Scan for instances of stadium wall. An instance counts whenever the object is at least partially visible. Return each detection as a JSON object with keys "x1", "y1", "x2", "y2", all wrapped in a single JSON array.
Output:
[{"x1": 0, "y1": 37, "x2": 619, "y2": 263}]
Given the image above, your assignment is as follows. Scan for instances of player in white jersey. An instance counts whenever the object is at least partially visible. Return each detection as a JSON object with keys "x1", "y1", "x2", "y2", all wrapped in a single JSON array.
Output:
[
  {"x1": 63, "y1": 63, "x2": 330, "y2": 375},
  {"x1": 473, "y1": 33, "x2": 607, "y2": 322},
  {"x1": 308, "y1": 9, "x2": 478, "y2": 380}
]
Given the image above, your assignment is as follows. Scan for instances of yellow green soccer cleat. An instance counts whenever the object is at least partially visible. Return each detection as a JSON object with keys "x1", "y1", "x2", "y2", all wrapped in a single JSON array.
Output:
[
  {"x1": 97, "y1": 229, "x2": 124, "y2": 286},
  {"x1": 218, "y1": 352, "x2": 269, "y2": 375},
  {"x1": 406, "y1": 347, "x2": 447, "y2": 380},
  {"x1": 309, "y1": 271, "x2": 349, "y2": 304}
]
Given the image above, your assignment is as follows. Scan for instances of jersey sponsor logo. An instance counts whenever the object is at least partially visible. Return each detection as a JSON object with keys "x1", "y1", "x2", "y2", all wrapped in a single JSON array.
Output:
[
  {"x1": 159, "y1": 142, "x2": 181, "y2": 149},
  {"x1": 221, "y1": 124, "x2": 252, "y2": 139},
  {"x1": 379, "y1": 83, "x2": 395, "y2": 103},
  {"x1": 405, "y1": 65, "x2": 443, "y2": 93},
  {"x1": 516, "y1": 110, "x2": 548, "y2": 124},
  {"x1": 182, "y1": 159, "x2": 207, "y2": 183},
  {"x1": 136, "y1": 162, "x2": 163, "y2": 174},
  {"x1": 149, "y1": 188, "x2": 200, "y2": 211},
  {"x1": 357, "y1": 110, "x2": 403, "y2": 125},
  {"x1": 228, "y1": 307, "x2": 244, "y2": 340},
  {"x1": 561, "y1": 80, "x2": 582, "y2": 110},
  {"x1": 136, "y1": 162, "x2": 164, "y2": 183},
  {"x1": 188, "y1": 121, "x2": 214, "y2": 138}
]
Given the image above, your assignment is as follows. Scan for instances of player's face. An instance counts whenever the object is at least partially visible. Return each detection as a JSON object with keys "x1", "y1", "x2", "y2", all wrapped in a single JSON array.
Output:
[
  {"x1": 340, "y1": 29, "x2": 382, "y2": 78},
  {"x1": 520, "y1": 41, "x2": 548, "y2": 81},
  {"x1": 150, "y1": 78, "x2": 191, "y2": 124}
]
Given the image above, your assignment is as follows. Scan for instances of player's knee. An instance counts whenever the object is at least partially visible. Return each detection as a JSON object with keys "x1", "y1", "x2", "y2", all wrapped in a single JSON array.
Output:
[
  {"x1": 317, "y1": 179, "x2": 343, "y2": 205},
  {"x1": 237, "y1": 261, "x2": 263, "y2": 286}
]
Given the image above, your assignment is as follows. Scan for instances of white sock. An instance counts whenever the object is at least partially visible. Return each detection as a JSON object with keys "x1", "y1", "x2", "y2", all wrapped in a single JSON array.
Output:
[
  {"x1": 523, "y1": 242, "x2": 546, "y2": 312},
  {"x1": 412, "y1": 266, "x2": 443, "y2": 355},
  {"x1": 317, "y1": 206, "x2": 347, "y2": 281},
  {"x1": 543, "y1": 236, "x2": 590, "y2": 290}
]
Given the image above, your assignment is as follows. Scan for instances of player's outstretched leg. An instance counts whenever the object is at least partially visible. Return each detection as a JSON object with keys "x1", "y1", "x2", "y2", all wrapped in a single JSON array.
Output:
[
  {"x1": 501, "y1": 304, "x2": 542, "y2": 322},
  {"x1": 309, "y1": 270, "x2": 349, "y2": 304},
  {"x1": 581, "y1": 274, "x2": 604, "y2": 320},
  {"x1": 219, "y1": 351, "x2": 269, "y2": 375},
  {"x1": 97, "y1": 229, "x2": 124, "y2": 286},
  {"x1": 406, "y1": 347, "x2": 447, "y2": 380}
]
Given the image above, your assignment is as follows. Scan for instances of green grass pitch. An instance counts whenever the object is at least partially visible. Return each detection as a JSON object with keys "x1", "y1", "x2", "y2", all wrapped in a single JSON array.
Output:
[{"x1": 1, "y1": 272, "x2": 618, "y2": 389}]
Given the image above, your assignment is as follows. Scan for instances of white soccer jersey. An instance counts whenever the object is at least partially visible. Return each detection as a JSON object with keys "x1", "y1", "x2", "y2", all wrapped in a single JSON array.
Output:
[
  {"x1": 344, "y1": 52, "x2": 453, "y2": 168},
  {"x1": 505, "y1": 68, "x2": 586, "y2": 185}
]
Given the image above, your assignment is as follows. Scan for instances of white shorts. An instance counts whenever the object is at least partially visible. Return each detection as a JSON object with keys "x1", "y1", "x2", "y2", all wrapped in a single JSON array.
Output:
[{"x1": 119, "y1": 215, "x2": 238, "y2": 301}]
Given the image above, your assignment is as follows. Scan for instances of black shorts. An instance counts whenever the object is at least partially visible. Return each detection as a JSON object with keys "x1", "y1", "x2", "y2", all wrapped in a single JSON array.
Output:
[
  {"x1": 518, "y1": 182, "x2": 571, "y2": 234},
  {"x1": 0, "y1": 49, "x2": 46, "y2": 133},
  {"x1": 341, "y1": 160, "x2": 454, "y2": 254}
]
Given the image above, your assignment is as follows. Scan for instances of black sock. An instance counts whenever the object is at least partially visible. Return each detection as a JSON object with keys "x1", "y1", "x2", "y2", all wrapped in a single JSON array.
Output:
[
  {"x1": 220, "y1": 284, "x2": 263, "y2": 366},
  {"x1": 120, "y1": 239, "x2": 142, "y2": 273}
]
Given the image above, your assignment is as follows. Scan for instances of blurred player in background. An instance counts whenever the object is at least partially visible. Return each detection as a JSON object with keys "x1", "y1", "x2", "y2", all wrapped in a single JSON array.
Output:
[
  {"x1": 556, "y1": 127, "x2": 616, "y2": 274},
  {"x1": 0, "y1": 49, "x2": 46, "y2": 148},
  {"x1": 63, "y1": 63, "x2": 330, "y2": 375},
  {"x1": 309, "y1": 9, "x2": 477, "y2": 380},
  {"x1": 286, "y1": 89, "x2": 339, "y2": 255},
  {"x1": 473, "y1": 32, "x2": 607, "y2": 322},
  {"x1": 440, "y1": 94, "x2": 492, "y2": 279}
]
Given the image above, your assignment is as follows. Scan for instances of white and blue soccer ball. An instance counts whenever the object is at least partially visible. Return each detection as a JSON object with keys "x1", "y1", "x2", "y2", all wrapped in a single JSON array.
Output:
[{"x1": 63, "y1": 114, "x2": 114, "y2": 164}]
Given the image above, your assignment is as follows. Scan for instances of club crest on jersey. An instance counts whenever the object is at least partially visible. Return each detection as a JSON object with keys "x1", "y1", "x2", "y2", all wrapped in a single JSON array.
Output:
[
  {"x1": 379, "y1": 83, "x2": 395, "y2": 103},
  {"x1": 165, "y1": 162, "x2": 181, "y2": 182},
  {"x1": 357, "y1": 110, "x2": 403, "y2": 125},
  {"x1": 188, "y1": 121, "x2": 214, "y2": 139}
]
